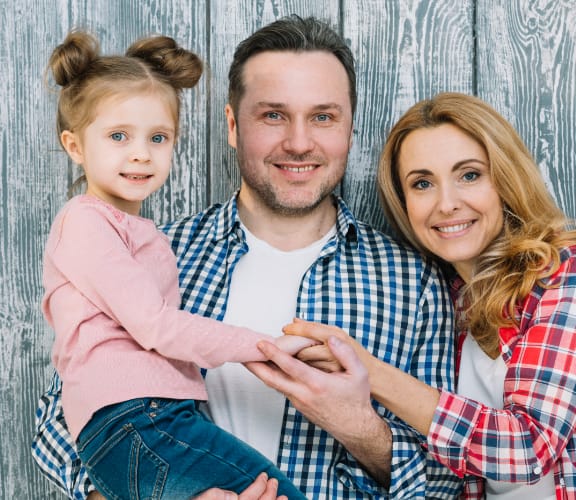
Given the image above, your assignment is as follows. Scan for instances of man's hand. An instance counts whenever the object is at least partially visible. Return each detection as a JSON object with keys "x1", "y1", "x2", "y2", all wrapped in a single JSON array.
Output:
[
  {"x1": 87, "y1": 473, "x2": 287, "y2": 500},
  {"x1": 194, "y1": 473, "x2": 287, "y2": 499},
  {"x1": 87, "y1": 493, "x2": 105, "y2": 500},
  {"x1": 246, "y1": 336, "x2": 391, "y2": 487}
]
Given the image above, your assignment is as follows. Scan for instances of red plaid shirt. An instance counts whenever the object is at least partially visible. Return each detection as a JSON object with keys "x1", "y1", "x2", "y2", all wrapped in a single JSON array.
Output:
[{"x1": 427, "y1": 245, "x2": 576, "y2": 499}]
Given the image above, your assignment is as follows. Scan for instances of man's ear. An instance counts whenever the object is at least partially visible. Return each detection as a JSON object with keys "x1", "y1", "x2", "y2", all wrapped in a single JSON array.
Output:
[
  {"x1": 60, "y1": 130, "x2": 84, "y2": 165},
  {"x1": 225, "y1": 104, "x2": 237, "y2": 149}
]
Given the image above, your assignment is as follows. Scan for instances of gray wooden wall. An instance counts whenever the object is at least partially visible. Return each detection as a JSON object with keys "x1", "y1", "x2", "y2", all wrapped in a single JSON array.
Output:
[{"x1": 1, "y1": 1, "x2": 575, "y2": 498}]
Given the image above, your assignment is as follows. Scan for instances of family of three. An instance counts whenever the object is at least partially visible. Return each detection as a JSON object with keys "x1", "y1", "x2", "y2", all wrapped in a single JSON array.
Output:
[{"x1": 32, "y1": 14, "x2": 576, "y2": 500}]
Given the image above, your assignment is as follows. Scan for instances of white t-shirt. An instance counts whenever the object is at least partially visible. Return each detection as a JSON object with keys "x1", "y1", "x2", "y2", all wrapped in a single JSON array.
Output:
[
  {"x1": 203, "y1": 224, "x2": 335, "y2": 461},
  {"x1": 458, "y1": 334, "x2": 555, "y2": 499}
]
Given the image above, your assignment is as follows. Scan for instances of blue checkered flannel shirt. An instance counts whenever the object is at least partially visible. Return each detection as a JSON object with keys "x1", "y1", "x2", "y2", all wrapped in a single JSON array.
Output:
[{"x1": 32, "y1": 195, "x2": 462, "y2": 498}]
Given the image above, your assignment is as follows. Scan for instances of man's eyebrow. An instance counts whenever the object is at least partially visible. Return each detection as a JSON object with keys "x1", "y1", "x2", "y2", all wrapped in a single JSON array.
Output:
[
  {"x1": 314, "y1": 103, "x2": 344, "y2": 112},
  {"x1": 254, "y1": 102, "x2": 344, "y2": 112},
  {"x1": 255, "y1": 101, "x2": 286, "y2": 109}
]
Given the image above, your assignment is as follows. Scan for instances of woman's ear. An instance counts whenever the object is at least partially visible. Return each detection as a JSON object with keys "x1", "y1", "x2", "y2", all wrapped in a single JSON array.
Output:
[{"x1": 60, "y1": 131, "x2": 84, "y2": 165}]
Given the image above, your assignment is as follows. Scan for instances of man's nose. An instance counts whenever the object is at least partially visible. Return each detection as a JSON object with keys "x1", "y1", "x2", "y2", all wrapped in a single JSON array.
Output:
[{"x1": 282, "y1": 119, "x2": 314, "y2": 154}]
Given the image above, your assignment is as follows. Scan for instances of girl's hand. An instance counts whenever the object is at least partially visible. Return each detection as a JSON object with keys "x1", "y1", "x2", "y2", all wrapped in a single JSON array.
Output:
[{"x1": 273, "y1": 334, "x2": 318, "y2": 356}]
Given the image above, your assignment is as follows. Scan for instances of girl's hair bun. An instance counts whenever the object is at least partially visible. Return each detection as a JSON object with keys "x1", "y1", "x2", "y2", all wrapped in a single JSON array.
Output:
[
  {"x1": 126, "y1": 36, "x2": 203, "y2": 89},
  {"x1": 49, "y1": 31, "x2": 100, "y2": 87}
]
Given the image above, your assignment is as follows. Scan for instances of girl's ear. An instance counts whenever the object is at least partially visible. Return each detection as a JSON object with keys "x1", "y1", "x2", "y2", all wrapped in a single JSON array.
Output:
[{"x1": 60, "y1": 131, "x2": 84, "y2": 165}]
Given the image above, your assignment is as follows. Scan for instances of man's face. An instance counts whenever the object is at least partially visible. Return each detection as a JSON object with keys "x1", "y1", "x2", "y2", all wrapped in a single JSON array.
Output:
[{"x1": 226, "y1": 50, "x2": 354, "y2": 217}]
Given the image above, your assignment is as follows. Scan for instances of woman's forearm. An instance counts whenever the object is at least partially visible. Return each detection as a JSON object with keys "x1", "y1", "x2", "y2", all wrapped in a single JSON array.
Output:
[{"x1": 365, "y1": 354, "x2": 439, "y2": 436}]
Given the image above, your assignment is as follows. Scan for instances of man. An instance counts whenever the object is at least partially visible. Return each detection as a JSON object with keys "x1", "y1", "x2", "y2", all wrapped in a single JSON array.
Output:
[{"x1": 32, "y1": 15, "x2": 461, "y2": 499}]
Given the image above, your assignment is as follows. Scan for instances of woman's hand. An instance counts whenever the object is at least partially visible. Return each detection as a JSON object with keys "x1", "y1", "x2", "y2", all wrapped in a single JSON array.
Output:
[
  {"x1": 283, "y1": 318, "x2": 440, "y2": 436},
  {"x1": 283, "y1": 318, "x2": 373, "y2": 372}
]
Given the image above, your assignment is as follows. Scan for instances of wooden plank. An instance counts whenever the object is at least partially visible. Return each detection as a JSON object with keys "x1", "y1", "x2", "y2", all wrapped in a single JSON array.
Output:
[
  {"x1": 1, "y1": 3, "x2": 72, "y2": 498},
  {"x1": 476, "y1": 0, "x2": 576, "y2": 218},
  {"x1": 0, "y1": 2, "x2": 209, "y2": 498},
  {"x1": 207, "y1": 0, "x2": 341, "y2": 205},
  {"x1": 343, "y1": 0, "x2": 476, "y2": 230}
]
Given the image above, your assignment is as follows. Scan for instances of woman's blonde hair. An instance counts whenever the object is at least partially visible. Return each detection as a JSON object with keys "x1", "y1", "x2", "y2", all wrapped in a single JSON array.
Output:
[
  {"x1": 48, "y1": 30, "x2": 203, "y2": 194},
  {"x1": 378, "y1": 92, "x2": 576, "y2": 357}
]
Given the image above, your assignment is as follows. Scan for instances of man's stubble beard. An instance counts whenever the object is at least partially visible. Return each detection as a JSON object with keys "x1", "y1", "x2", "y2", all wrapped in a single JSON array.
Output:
[{"x1": 236, "y1": 151, "x2": 347, "y2": 217}]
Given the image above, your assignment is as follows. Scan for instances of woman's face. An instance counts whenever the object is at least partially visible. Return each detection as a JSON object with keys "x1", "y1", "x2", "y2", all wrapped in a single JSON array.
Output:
[{"x1": 397, "y1": 123, "x2": 504, "y2": 281}]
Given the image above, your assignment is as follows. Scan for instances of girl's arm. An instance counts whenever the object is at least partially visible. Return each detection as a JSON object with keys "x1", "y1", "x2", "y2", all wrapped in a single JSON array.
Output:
[{"x1": 45, "y1": 202, "x2": 312, "y2": 368}]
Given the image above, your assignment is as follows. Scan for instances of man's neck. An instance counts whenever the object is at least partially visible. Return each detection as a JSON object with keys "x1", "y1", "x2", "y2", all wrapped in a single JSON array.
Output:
[{"x1": 237, "y1": 195, "x2": 337, "y2": 252}]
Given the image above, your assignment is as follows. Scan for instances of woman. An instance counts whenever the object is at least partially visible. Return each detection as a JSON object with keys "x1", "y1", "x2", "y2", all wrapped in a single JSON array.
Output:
[{"x1": 286, "y1": 92, "x2": 576, "y2": 499}]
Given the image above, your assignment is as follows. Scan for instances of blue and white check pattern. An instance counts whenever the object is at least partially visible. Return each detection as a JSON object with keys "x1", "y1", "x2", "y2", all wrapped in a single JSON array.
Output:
[{"x1": 32, "y1": 195, "x2": 462, "y2": 499}]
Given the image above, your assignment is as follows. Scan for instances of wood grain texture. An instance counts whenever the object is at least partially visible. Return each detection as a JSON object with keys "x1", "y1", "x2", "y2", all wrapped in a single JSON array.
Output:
[
  {"x1": 343, "y1": 0, "x2": 475, "y2": 229},
  {"x1": 476, "y1": 0, "x2": 576, "y2": 218},
  {"x1": 1, "y1": 1, "x2": 575, "y2": 498}
]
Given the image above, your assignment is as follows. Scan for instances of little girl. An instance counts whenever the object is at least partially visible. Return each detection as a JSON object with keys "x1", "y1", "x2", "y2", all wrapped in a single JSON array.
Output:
[{"x1": 42, "y1": 30, "x2": 310, "y2": 499}]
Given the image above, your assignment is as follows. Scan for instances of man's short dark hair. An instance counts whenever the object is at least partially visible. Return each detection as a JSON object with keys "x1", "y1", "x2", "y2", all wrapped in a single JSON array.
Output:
[{"x1": 228, "y1": 15, "x2": 357, "y2": 116}]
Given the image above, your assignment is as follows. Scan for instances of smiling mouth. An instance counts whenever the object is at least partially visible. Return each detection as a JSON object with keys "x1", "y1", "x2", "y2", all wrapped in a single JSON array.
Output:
[
  {"x1": 277, "y1": 165, "x2": 317, "y2": 173},
  {"x1": 435, "y1": 222, "x2": 473, "y2": 233},
  {"x1": 121, "y1": 174, "x2": 152, "y2": 180}
]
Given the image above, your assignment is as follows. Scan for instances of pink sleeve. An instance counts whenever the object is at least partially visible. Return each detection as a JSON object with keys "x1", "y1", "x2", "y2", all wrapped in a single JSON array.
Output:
[{"x1": 48, "y1": 203, "x2": 271, "y2": 367}]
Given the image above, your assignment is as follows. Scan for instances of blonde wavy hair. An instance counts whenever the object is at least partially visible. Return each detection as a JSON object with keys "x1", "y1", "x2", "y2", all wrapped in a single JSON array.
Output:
[{"x1": 378, "y1": 92, "x2": 576, "y2": 357}]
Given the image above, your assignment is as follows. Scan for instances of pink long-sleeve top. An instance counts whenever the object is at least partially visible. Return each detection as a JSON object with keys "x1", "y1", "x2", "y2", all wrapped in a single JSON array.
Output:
[{"x1": 42, "y1": 195, "x2": 271, "y2": 440}]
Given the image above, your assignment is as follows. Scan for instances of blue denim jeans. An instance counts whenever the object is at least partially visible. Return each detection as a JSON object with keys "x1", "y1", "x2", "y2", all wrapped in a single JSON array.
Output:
[{"x1": 76, "y1": 398, "x2": 307, "y2": 499}]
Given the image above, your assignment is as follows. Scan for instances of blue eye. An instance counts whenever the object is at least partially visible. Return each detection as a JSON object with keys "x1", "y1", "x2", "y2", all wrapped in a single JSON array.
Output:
[
  {"x1": 151, "y1": 134, "x2": 166, "y2": 144},
  {"x1": 316, "y1": 114, "x2": 330, "y2": 122},
  {"x1": 265, "y1": 112, "x2": 281, "y2": 120},
  {"x1": 462, "y1": 171, "x2": 479, "y2": 182},
  {"x1": 110, "y1": 132, "x2": 126, "y2": 141},
  {"x1": 414, "y1": 179, "x2": 431, "y2": 190}
]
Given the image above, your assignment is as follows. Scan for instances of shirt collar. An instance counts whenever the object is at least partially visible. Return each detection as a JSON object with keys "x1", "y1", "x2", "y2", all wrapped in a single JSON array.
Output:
[{"x1": 211, "y1": 191, "x2": 359, "y2": 247}]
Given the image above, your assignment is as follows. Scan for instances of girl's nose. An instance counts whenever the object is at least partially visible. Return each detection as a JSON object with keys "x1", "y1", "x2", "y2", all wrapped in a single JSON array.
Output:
[{"x1": 129, "y1": 140, "x2": 151, "y2": 162}]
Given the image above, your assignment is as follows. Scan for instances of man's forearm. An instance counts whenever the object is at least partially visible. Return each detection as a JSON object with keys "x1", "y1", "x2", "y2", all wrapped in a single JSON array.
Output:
[{"x1": 332, "y1": 407, "x2": 392, "y2": 488}]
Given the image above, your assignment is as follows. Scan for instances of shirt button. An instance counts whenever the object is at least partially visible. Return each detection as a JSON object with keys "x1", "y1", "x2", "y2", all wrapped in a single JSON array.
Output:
[
  {"x1": 501, "y1": 344, "x2": 510, "y2": 354},
  {"x1": 533, "y1": 465, "x2": 542, "y2": 475}
]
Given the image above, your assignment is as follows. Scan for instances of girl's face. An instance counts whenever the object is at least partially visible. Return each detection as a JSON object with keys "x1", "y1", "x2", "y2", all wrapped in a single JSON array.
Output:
[
  {"x1": 397, "y1": 123, "x2": 504, "y2": 282},
  {"x1": 61, "y1": 92, "x2": 176, "y2": 215}
]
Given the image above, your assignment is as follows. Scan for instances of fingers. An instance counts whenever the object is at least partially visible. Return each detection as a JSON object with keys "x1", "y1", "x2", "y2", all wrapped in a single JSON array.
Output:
[
  {"x1": 274, "y1": 334, "x2": 318, "y2": 355},
  {"x1": 87, "y1": 493, "x2": 106, "y2": 500},
  {"x1": 296, "y1": 344, "x2": 344, "y2": 372},
  {"x1": 238, "y1": 473, "x2": 279, "y2": 500},
  {"x1": 327, "y1": 336, "x2": 367, "y2": 376},
  {"x1": 282, "y1": 318, "x2": 346, "y2": 343},
  {"x1": 247, "y1": 341, "x2": 315, "y2": 396},
  {"x1": 255, "y1": 477, "x2": 281, "y2": 500},
  {"x1": 193, "y1": 488, "x2": 237, "y2": 499},
  {"x1": 300, "y1": 359, "x2": 343, "y2": 372},
  {"x1": 257, "y1": 341, "x2": 313, "y2": 379}
]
